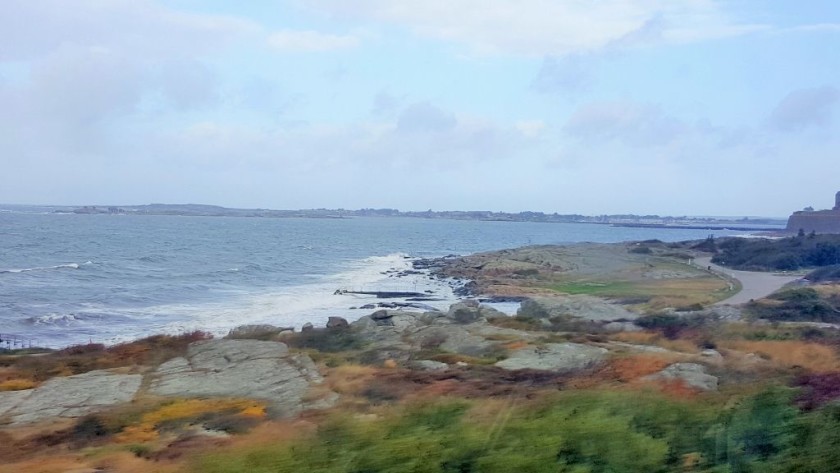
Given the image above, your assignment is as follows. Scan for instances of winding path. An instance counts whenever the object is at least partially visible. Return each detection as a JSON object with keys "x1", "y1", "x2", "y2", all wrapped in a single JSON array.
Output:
[{"x1": 694, "y1": 256, "x2": 803, "y2": 305}]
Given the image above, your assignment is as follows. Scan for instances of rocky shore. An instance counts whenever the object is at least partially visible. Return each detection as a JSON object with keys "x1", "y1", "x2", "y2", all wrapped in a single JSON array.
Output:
[{"x1": 4, "y1": 241, "x2": 840, "y2": 472}]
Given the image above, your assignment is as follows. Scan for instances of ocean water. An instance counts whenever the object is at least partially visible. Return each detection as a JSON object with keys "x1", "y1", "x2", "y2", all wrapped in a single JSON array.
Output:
[{"x1": 0, "y1": 209, "x2": 762, "y2": 347}]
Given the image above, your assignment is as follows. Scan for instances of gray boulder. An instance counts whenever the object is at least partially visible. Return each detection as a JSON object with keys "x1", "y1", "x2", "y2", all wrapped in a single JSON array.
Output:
[
  {"x1": 149, "y1": 339, "x2": 334, "y2": 417},
  {"x1": 0, "y1": 370, "x2": 142, "y2": 425},
  {"x1": 409, "y1": 360, "x2": 449, "y2": 371},
  {"x1": 301, "y1": 322, "x2": 314, "y2": 332},
  {"x1": 603, "y1": 321, "x2": 643, "y2": 332},
  {"x1": 496, "y1": 343, "x2": 608, "y2": 372},
  {"x1": 447, "y1": 301, "x2": 483, "y2": 324},
  {"x1": 228, "y1": 324, "x2": 292, "y2": 338},
  {"x1": 326, "y1": 316, "x2": 349, "y2": 329},
  {"x1": 643, "y1": 363, "x2": 718, "y2": 391}
]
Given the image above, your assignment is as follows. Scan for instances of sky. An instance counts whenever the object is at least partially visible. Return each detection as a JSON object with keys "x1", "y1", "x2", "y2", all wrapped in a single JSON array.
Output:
[{"x1": 2, "y1": 1, "x2": 839, "y2": 217}]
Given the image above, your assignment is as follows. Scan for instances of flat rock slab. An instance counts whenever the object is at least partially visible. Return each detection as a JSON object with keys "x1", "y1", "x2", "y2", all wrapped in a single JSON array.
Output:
[
  {"x1": 496, "y1": 343, "x2": 608, "y2": 372},
  {"x1": 149, "y1": 339, "x2": 331, "y2": 417},
  {"x1": 519, "y1": 296, "x2": 639, "y2": 322},
  {"x1": 0, "y1": 370, "x2": 141, "y2": 425},
  {"x1": 643, "y1": 363, "x2": 718, "y2": 391}
]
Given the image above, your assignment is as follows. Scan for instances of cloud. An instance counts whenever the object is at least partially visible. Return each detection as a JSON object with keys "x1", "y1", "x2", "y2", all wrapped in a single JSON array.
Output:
[
  {"x1": 531, "y1": 54, "x2": 597, "y2": 94},
  {"x1": 564, "y1": 101, "x2": 686, "y2": 147},
  {"x1": 306, "y1": 0, "x2": 765, "y2": 56},
  {"x1": 515, "y1": 120, "x2": 546, "y2": 138},
  {"x1": 396, "y1": 102, "x2": 457, "y2": 133},
  {"x1": 267, "y1": 29, "x2": 360, "y2": 52},
  {"x1": 371, "y1": 90, "x2": 404, "y2": 116},
  {"x1": 159, "y1": 60, "x2": 219, "y2": 110},
  {"x1": 0, "y1": 0, "x2": 258, "y2": 61},
  {"x1": 768, "y1": 86, "x2": 839, "y2": 132}
]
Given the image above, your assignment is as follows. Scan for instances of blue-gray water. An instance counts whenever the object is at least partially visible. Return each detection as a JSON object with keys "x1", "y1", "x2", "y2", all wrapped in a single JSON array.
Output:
[{"x1": 0, "y1": 208, "x2": 765, "y2": 347}]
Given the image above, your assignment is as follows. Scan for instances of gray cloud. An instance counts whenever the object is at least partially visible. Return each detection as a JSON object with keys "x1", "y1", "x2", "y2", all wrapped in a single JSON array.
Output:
[
  {"x1": 396, "y1": 102, "x2": 457, "y2": 133},
  {"x1": 769, "y1": 85, "x2": 839, "y2": 132}
]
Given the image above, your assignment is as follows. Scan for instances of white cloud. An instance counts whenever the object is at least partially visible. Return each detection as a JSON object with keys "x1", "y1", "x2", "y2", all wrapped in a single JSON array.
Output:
[
  {"x1": 0, "y1": 0, "x2": 259, "y2": 61},
  {"x1": 267, "y1": 30, "x2": 360, "y2": 52},
  {"x1": 515, "y1": 120, "x2": 546, "y2": 138},
  {"x1": 305, "y1": 0, "x2": 765, "y2": 56}
]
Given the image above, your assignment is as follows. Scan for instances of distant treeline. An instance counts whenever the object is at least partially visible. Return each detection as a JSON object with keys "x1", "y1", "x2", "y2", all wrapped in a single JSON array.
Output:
[{"x1": 707, "y1": 234, "x2": 840, "y2": 271}]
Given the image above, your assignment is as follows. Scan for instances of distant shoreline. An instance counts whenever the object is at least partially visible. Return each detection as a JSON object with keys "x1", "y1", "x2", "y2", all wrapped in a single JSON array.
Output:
[{"x1": 1, "y1": 203, "x2": 787, "y2": 230}]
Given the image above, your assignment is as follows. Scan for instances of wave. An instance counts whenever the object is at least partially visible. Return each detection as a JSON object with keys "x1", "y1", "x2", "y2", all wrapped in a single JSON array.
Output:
[
  {"x1": 27, "y1": 313, "x2": 83, "y2": 326},
  {"x1": 92, "y1": 252, "x2": 456, "y2": 341},
  {"x1": 0, "y1": 262, "x2": 88, "y2": 274}
]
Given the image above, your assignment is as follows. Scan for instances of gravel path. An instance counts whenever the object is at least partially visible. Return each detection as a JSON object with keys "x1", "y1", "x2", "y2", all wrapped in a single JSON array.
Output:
[{"x1": 694, "y1": 256, "x2": 803, "y2": 305}]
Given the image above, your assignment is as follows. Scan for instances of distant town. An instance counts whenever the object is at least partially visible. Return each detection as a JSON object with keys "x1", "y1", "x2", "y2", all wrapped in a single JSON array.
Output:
[{"x1": 46, "y1": 204, "x2": 787, "y2": 231}]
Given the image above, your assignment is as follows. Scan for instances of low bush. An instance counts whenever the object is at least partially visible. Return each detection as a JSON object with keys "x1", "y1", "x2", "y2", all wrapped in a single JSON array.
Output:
[
  {"x1": 712, "y1": 235, "x2": 840, "y2": 270},
  {"x1": 0, "y1": 331, "x2": 212, "y2": 381},
  {"x1": 805, "y1": 264, "x2": 840, "y2": 283},
  {"x1": 746, "y1": 289, "x2": 840, "y2": 323}
]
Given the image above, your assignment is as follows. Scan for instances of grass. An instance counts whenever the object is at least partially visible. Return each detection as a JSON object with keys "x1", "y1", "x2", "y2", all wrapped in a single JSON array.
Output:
[{"x1": 545, "y1": 274, "x2": 732, "y2": 311}]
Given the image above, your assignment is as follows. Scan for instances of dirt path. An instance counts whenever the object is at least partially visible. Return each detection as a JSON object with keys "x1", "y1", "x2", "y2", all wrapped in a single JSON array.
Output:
[{"x1": 694, "y1": 256, "x2": 802, "y2": 305}]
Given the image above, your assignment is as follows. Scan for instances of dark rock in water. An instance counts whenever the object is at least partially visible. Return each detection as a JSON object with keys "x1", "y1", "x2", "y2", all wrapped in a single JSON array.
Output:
[
  {"x1": 479, "y1": 296, "x2": 526, "y2": 303},
  {"x1": 360, "y1": 304, "x2": 377, "y2": 309},
  {"x1": 453, "y1": 281, "x2": 478, "y2": 297},
  {"x1": 301, "y1": 322, "x2": 314, "y2": 332},
  {"x1": 326, "y1": 317, "x2": 349, "y2": 329}
]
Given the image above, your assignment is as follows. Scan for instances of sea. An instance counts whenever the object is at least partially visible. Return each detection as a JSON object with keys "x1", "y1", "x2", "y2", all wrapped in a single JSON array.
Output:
[{"x1": 0, "y1": 207, "x2": 776, "y2": 348}]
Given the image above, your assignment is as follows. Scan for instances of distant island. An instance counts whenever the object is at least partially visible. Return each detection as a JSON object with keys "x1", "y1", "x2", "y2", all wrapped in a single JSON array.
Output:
[{"x1": 53, "y1": 203, "x2": 786, "y2": 230}]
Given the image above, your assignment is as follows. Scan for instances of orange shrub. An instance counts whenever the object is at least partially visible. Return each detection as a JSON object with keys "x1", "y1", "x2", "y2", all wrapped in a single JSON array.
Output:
[
  {"x1": 720, "y1": 340, "x2": 840, "y2": 372},
  {"x1": 115, "y1": 398, "x2": 266, "y2": 444},
  {"x1": 0, "y1": 378, "x2": 37, "y2": 391},
  {"x1": 606, "y1": 355, "x2": 674, "y2": 383}
]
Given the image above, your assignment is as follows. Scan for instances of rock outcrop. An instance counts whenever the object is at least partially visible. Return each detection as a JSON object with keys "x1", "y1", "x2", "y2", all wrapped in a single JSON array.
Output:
[
  {"x1": 0, "y1": 370, "x2": 142, "y2": 425},
  {"x1": 518, "y1": 296, "x2": 639, "y2": 322},
  {"x1": 149, "y1": 339, "x2": 334, "y2": 417},
  {"x1": 495, "y1": 343, "x2": 608, "y2": 372},
  {"x1": 643, "y1": 363, "x2": 718, "y2": 391}
]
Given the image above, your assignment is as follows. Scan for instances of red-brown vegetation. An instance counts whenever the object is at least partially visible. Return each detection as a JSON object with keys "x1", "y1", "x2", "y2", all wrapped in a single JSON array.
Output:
[{"x1": 794, "y1": 372, "x2": 840, "y2": 410}]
